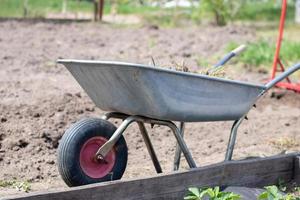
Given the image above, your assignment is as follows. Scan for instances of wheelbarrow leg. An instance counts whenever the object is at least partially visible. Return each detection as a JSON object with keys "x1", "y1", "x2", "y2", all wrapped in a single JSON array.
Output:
[
  {"x1": 225, "y1": 117, "x2": 244, "y2": 161},
  {"x1": 137, "y1": 122, "x2": 162, "y2": 173},
  {"x1": 166, "y1": 122, "x2": 196, "y2": 169},
  {"x1": 173, "y1": 122, "x2": 185, "y2": 171}
]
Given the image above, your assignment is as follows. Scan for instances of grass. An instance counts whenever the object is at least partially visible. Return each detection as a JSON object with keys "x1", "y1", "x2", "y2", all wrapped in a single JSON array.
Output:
[
  {"x1": 236, "y1": 1, "x2": 295, "y2": 22},
  {"x1": 258, "y1": 25, "x2": 300, "y2": 43},
  {"x1": 0, "y1": 0, "x2": 159, "y2": 18},
  {"x1": 0, "y1": 180, "x2": 31, "y2": 192},
  {"x1": 270, "y1": 136, "x2": 299, "y2": 149},
  {"x1": 111, "y1": 3, "x2": 158, "y2": 15},
  {"x1": 0, "y1": 0, "x2": 97, "y2": 18},
  {"x1": 226, "y1": 40, "x2": 300, "y2": 67}
]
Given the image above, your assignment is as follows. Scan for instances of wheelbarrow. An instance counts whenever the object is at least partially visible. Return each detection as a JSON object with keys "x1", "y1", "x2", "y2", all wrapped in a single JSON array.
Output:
[{"x1": 57, "y1": 46, "x2": 300, "y2": 187}]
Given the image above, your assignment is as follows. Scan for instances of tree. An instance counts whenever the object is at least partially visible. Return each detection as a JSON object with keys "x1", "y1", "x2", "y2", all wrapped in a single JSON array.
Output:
[{"x1": 201, "y1": 0, "x2": 244, "y2": 26}]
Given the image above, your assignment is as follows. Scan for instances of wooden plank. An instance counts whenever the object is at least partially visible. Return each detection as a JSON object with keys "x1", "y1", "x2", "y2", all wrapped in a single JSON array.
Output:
[
  {"x1": 2, "y1": 153, "x2": 299, "y2": 200},
  {"x1": 294, "y1": 156, "x2": 300, "y2": 184}
]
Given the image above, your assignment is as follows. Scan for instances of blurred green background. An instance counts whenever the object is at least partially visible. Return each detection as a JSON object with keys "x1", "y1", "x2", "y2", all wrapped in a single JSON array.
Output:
[
  {"x1": 0, "y1": 0, "x2": 299, "y2": 68},
  {"x1": 0, "y1": 0, "x2": 297, "y2": 24}
]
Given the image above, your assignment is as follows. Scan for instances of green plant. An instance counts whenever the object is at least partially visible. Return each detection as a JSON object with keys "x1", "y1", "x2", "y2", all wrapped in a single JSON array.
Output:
[
  {"x1": 200, "y1": 0, "x2": 228, "y2": 26},
  {"x1": 184, "y1": 187, "x2": 241, "y2": 200},
  {"x1": 294, "y1": 187, "x2": 300, "y2": 193},
  {"x1": 200, "y1": 0, "x2": 244, "y2": 26},
  {"x1": 258, "y1": 186, "x2": 300, "y2": 200},
  {"x1": 0, "y1": 180, "x2": 31, "y2": 193},
  {"x1": 293, "y1": 187, "x2": 300, "y2": 197},
  {"x1": 278, "y1": 178, "x2": 287, "y2": 192}
]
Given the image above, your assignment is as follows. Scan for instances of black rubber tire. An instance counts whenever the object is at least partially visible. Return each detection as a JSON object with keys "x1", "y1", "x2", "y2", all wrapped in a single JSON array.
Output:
[{"x1": 58, "y1": 118, "x2": 128, "y2": 187}]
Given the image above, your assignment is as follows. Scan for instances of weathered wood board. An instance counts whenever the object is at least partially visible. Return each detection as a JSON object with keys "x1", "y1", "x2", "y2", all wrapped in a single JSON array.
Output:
[
  {"x1": 294, "y1": 156, "x2": 300, "y2": 184},
  {"x1": 2, "y1": 153, "x2": 299, "y2": 200}
]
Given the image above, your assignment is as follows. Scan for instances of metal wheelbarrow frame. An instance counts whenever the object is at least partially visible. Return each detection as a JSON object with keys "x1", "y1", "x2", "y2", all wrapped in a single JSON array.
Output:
[{"x1": 57, "y1": 48, "x2": 300, "y2": 186}]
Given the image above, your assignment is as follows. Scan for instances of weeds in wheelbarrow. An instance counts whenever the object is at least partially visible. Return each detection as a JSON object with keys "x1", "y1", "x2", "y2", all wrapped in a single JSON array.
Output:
[
  {"x1": 173, "y1": 60, "x2": 226, "y2": 77},
  {"x1": 150, "y1": 57, "x2": 227, "y2": 78},
  {"x1": 150, "y1": 44, "x2": 247, "y2": 78},
  {"x1": 148, "y1": 44, "x2": 249, "y2": 79}
]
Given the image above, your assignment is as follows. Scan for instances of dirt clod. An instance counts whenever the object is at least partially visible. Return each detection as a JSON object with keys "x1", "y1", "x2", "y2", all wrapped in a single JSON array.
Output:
[
  {"x1": 33, "y1": 113, "x2": 41, "y2": 118},
  {"x1": 17, "y1": 139, "x2": 29, "y2": 148},
  {"x1": 46, "y1": 160, "x2": 55, "y2": 165},
  {"x1": 75, "y1": 92, "x2": 81, "y2": 98}
]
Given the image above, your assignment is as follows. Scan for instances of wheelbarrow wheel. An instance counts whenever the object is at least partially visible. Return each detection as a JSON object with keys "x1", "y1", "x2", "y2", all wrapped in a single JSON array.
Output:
[{"x1": 58, "y1": 118, "x2": 128, "y2": 187}]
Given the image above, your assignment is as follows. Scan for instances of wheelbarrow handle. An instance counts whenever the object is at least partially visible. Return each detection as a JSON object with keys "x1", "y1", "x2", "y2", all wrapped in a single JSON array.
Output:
[
  {"x1": 208, "y1": 45, "x2": 247, "y2": 74},
  {"x1": 265, "y1": 62, "x2": 300, "y2": 91},
  {"x1": 214, "y1": 44, "x2": 247, "y2": 68}
]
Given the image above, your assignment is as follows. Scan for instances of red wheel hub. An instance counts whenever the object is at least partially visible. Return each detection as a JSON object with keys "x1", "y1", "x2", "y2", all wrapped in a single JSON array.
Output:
[{"x1": 79, "y1": 136, "x2": 116, "y2": 179}]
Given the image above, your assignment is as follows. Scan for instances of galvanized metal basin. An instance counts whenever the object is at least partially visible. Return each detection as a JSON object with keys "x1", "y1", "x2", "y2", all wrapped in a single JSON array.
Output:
[{"x1": 58, "y1": 60, "x2": 266, "y2": 122}]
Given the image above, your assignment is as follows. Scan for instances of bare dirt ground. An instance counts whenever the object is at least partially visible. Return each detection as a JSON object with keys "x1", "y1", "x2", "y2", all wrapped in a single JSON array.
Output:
[{"x1": 0, "y1": 20, "x2": 299, "y2": 197}]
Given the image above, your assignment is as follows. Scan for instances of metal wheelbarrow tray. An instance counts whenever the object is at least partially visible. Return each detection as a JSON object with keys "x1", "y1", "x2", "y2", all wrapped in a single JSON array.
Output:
[
  {"x1": 57, "y1": 58, "x2": 300, "y2": 187},
  {"x1": 58, "y1": 59, "x2": 266, "y2": 122}
]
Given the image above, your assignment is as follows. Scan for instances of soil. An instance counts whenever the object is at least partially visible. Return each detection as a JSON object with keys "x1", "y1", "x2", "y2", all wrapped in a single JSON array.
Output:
[{"x1": 0, "y1": 20, "x2": 299, "y2": 197}]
